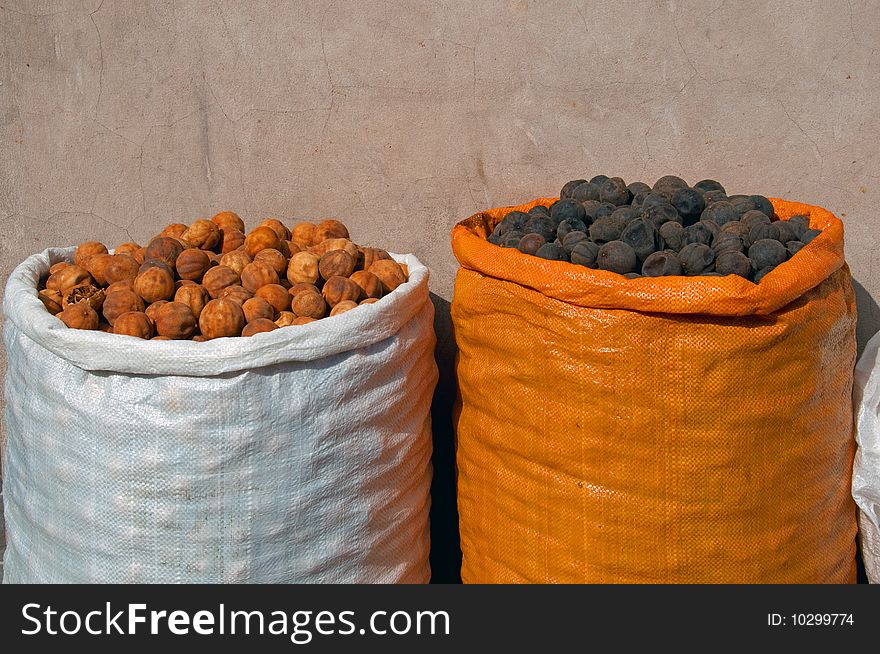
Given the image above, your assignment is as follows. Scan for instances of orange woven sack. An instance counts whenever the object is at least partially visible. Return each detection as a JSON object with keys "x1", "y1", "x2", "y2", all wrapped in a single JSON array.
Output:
[{"x1": 451, "y1": 198, "x2": 857, "y2": 583}]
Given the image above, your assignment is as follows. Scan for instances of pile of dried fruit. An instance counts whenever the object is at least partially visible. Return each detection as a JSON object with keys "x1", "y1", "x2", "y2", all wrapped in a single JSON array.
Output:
[
  {"x1": 488, "y1": 175, "x2": 822, "y2": 281},
  {"x1": 38, "y1": 213, "x2": 408, "y2": 340}
]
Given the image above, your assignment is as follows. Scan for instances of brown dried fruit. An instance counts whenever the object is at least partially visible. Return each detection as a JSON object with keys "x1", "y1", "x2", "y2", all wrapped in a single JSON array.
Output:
[
  {"x1": 58, "y1": 302, "x2": 99, "y2": 330},
  {"x1": 152, "y1": 336, "x2": 172, "y2": 341},
  {"x1": 31, "y1": 212, "x2": 394, "y2": 338},
  {"x1": 274, "y1": 311, "x2": 296, "y2": 327},
  {"x1": 259, "y1": 218, "x2": 291, "y2": 242},
  {"x1": 176, "y1": 248, "x2": 212, "y2": 281},
  {"x1": 102, "y1": 289, "x2": 145, "y2": 325},
  {"x1": 220, "y1": 228, "x2": 246, "y2": 254},
  {"x1": 314, "y1": 219, "x2": 350, "y2": 243},
  {"x1": 318, "y1": 249, "x2": 356, "y2": 280},
  {"x1": 160, "y1": 224, "x2": 188, "y2": 239},
  {"x1": 359, "y1": 247, "x2": 391, "y2": 271},
  {"x1": 255, "y1": 284, "x2": 291, "y2": 313},
  {"x1": 291, "y1": 222, "x2": 318, "y2": 248},
  {"x1": 202, "y1": 265, "x2": 241, "y2": 298},
  {"x1": 280, "y1": 240, "x2": 298, "y2": 257},
  {"x1": 145, "y1": 300, "x2": 169, "y2": 321},
  {"x1": 321, "y1": 275, "x2": 361, "y2": 307},
  {"x1": 242, "y1": 296, "x2": 275, "y2": 323},
  {"x1": 182, "y1": 219, "x2": 221, "y2": 250},
  {"x1": 174, "y1": 284, "x2": 210, "y2": 319},
  {"x1": 220, "y1": 284, "x2": 253, "y2": 306},
  {"x1": 329, "y1": 300, "x2": 358, "y2": 317},
  {"x1": 254, "y1": 248, "x2": 288, "y2": 276},
  {"x1": 139, "y1": 259, "x2": 175, "y2": 276},
  {"x1": 287, "y1": 251, "x2": 320, "y2": 285},
  {"x1": 154, "y1": 302, "x2": 197, "y2": 340},
  {"x1": 309, "y1": 237, "x2": 359, "y2": 259},
  {"x1": 240, "y1": 260, "x2": 279, "y2": 293},
  {"x1": 289, "y1": 282, "x2": 320, "y2": 298},
  {"x1": 106, "y1": 279, "x2": 135, "y2": 295},
  {"x1": 62, "y1": 284, "x2": 106, "y2": 312},
  {"x1": 192, "y1": 334, "x2": 209, "y2": 342},
  {"x1": 144, "y1": 237, "x2": 185, "y2": 268},
  {"x1": 368, "y1": 259, "x2": 407, "y2": 293},
  {"x1": 241, "y1": 318, "x2": 279, "y2": 337},
  {"x1": 133, "y1": 266, "x2": 176, "y2": 304},
  {"x1": 49, "y1": 261, "x2": 71, "y2": 276},
  {"x1": 291, "y1": 291, "x2": 327, "y2": 319},
  {"x1": 83, "y1": 252, "x2": 114, "y2": 286},
  {"x1": 349, "y1": 270, "x2": 383, "y2": 299},
  {"x1": 47, "y1": 265, "x2": 93, "y2": 292},
  {"x1": 38, "y1": 289, "x2": 64, "y2": 315},
  {"x1": 211, "y1": 210, "x2": 245, "y2": 234},
  {"x1": 199, "y1": 298, "x2": 246, "y2": 339},
  {"x1": 220, "y1": 249, "x2": 252, "y2": 275},
  {"x1": 244, "y1": 226, "x2": 281, "y2": 257},
  {"x1": 113, "y1": 311, "x2": 154, "y2": 339},
  {"x1": 75, "y1": 242, "x2": 108, "y2": 268},
  {"x1": 99, "y1": 322, "x2": 114, "y2": 333},
  {"x1": 114, "y1": 242, "x2": 141, "y2": 258},
  {"x1": 104, "y1": 255, "x2": 141, "y2": 284}
]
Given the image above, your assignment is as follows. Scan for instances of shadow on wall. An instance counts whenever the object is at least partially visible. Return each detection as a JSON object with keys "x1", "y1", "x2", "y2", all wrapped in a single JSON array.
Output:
[
  {"x1": 428, "y1": 292, "x2": 462, "y2": 583},
  {"x1": 853, "y1": 278, "x2": 880, "y2": 357}
]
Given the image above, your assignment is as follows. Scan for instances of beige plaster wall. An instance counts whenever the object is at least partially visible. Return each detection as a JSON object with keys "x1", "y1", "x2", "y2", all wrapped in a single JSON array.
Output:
[{"x1": 2, "y1": 0, "x2": 878, "y2": 580}]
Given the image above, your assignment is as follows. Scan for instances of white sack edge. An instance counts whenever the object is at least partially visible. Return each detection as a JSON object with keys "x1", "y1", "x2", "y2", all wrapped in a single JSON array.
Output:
[
  {"x1": 3, "y1": 247, "x2": 428, "y2": 375},
  {"x1": 854, "y1": 329, "x2": 880, "y2": 583}
]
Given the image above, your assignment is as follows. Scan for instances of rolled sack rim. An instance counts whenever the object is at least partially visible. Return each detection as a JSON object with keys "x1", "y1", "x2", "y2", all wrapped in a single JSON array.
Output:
[
  {"x1": 2, "y1": 246, "x2": 431, "y2": 376},
  {"x1": 451, "y1": 197, "x2": 845, "y2": 316}
]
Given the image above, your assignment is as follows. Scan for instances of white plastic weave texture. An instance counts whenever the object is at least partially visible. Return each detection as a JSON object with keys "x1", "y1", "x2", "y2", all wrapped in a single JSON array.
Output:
[
  {"x1": 854, "y1": 330, "x2": 880, "y2": 583},
  {"x1": 2, "y1": 247, "x2": 437, "y2": 583}
]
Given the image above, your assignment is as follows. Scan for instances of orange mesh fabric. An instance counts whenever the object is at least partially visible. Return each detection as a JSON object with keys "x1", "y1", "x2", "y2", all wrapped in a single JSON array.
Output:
[{"x1": 451, "y1": 198, "x2": 857, "y2": 583}]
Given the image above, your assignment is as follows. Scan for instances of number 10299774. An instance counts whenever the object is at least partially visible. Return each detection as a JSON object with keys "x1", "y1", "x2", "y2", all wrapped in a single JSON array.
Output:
[{"x1": 768, "y1": 613, "x2": 854, "y2": 627}]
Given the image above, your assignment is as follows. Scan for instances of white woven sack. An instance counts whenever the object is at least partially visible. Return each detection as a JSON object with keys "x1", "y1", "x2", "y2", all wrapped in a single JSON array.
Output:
[
  {"x1": 2, "y1": 246, "x2": 436, "y2": 583},
  {"x1": 854, "y1": 329, "x2": 880, "y2": 583}
]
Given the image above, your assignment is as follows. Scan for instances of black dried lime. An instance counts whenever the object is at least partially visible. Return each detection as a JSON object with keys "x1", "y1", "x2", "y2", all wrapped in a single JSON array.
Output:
[
  {"x1": 672, "y1": 187, "x2": 706, "y2": 223},
  {"x1": 589, "y1": 215, "x2": 627, "y2": 244},
  {"x1": 701, "y1": 201, "x2": 739, "y2": 225},
  {"x1": 802, "y1": 229, "x2": 821, "y2": 244},
  {"x1": 599, "y1": 177, "x2": 631, "y2": 205},
  {"x1": 679, "y1": 242, "x2": 715, "y2": 275},
  {"x1": 748, "y1": 239, "x2": 787, "y2": 270},
  {"x1": 517, "y1": 233, "x2": 546, "y2": 255},
  {"x1": 621, "y1": 218, "x2": 659, "y2": 260},
  {"x1": 524, "y1": 215, "x2": 556, "y2": 241},
  {"x1": 535, "y1": 243, "x2": 568, "y2": 261},
  {"x1": 570, "y1": 181, "x2": 601, "y2": 202},
  {"x1": 570, "y1": 241, "x2": 600, "y2": 267},
  {"x1": 641, "y1": 250, "x2": 682, "y2": 277},
  {"x1": 694, "y1": 179, "x2": 725, "y2": 194},
  {"x1": 561, "y1": 179, "x2": 588, "y2": 198},
  {"x1": 715, "y1": 251, "x2": 751, "y2": 277},
  {"x1": 597, "y1": 240, "x2": 638, "y2": 274},
  {"x1": 659, "y1": 221, "x2": 687, "y2": 251},
  {"x1": 562, "y1": 230, "x2": 590, "y2": 253}
]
